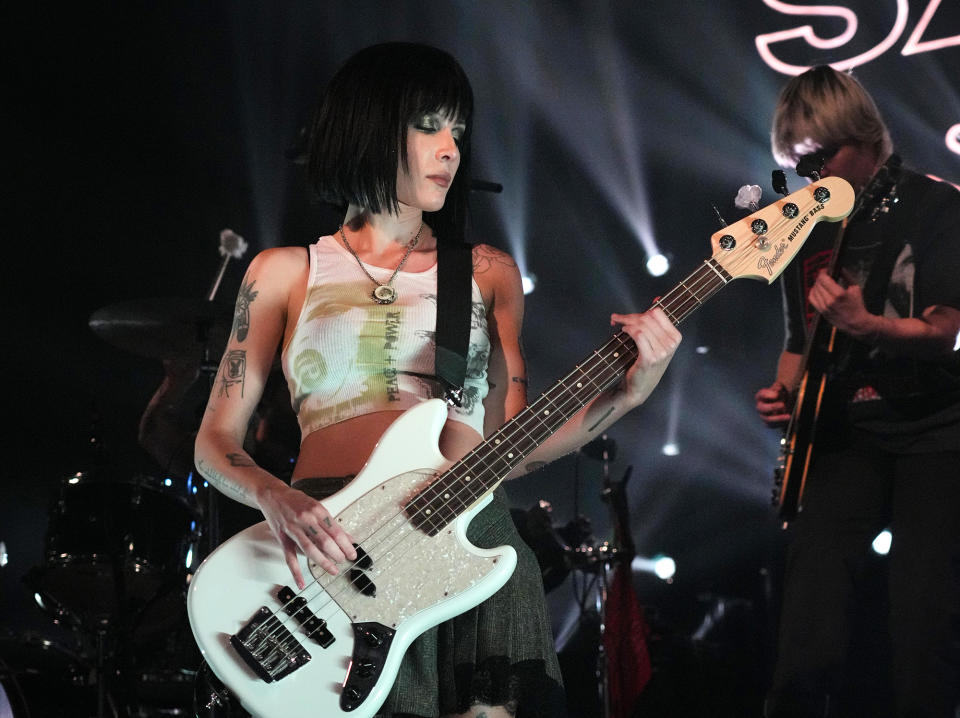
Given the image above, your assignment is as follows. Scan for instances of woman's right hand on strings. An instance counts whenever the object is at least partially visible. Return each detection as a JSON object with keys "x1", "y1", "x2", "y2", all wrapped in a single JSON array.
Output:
[
  {"x1": 257, "y1": 483, "x2": 358, "y2": 589},
  {"x1": 755, "y1": 381, "x2": 793, "y2": 428}
]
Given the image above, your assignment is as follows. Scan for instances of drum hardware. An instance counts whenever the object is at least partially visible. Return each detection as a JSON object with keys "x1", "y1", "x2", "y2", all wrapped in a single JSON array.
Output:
[
  {"x1": 0, "y1": 631, "x2": 98, "y2": 718},
  {"x1": 22, "y1": 468, "x2": 204, "y2": 718},
  {"x1": 529, "y1": 435, "x2": 638, "y2": 718},
  {"x1": 33, "y1": 471, "x2": 201, "y2": 633},
  {"x1": 193, "y1": 661, "x2": 249, "y2": 718},
  {"x1": 87, "y1": 297, "x2": 233, "y2": 362}
]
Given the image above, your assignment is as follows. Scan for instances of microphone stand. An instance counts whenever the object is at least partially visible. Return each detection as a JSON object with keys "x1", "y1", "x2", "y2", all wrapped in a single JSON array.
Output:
[
  {"x1": 199, "y1": 230, "x2": 248, "y2": 557},
  {"x1": 589, "y1": 434, "x2": 637, "y2": 718},
  {"x1": 579, "y1": 433, "x2": 630, "y2": 718},
  {"x1": 596, "y1": 439, "x2": 613, "y2": 718}
]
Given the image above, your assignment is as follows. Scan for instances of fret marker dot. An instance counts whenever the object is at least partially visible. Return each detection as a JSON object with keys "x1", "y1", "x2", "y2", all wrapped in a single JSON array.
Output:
[
  {"x1": 508, "y1": 452, "x2": 514, "y2": 458},
  {"x1": 613, "y1": 352, "x2": 620, "y2": 358},
  {"x1": 443, "y1": 493, "x2": 450, "y2": 499},
  {"x1": 577, "y1": 382, "x2": 583, "y2": 388},
  {"x1": 425, "y1": 509, "x2": 431, "y2": 515}
]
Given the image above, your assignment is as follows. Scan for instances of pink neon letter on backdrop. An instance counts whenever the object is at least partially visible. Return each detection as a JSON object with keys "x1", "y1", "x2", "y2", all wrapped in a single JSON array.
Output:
[
  {"x1": 902, "y1": 0, "x2": 960, "y2": 55},
  {"x1": 756, "y1": 0, "x2": 910, "y2": 74}
]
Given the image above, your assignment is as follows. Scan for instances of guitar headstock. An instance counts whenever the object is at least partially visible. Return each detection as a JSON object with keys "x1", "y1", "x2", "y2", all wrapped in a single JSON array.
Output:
[{"x1": 710, "y1": 176, "x2": 854, "y2": 284}]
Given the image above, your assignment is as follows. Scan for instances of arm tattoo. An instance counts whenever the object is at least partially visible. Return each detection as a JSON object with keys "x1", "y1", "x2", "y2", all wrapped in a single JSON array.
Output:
[
  {"x1": 217, "y1": 349, "x2": 247, "y2": 398},
  {"x1": 511, "y1": 376, "x2": 528, "y2": 386},
  {"x1": 226, "y1": 452, "x2": 256, "y2": 467},
  {"x1": 232, "y1": 278, "x2": 259, "y2": 341},
  {"x1": 586, "y1": 406, "x2": 615, "y2": 433},
  {"x1": 196, "y1": 458, "x2": 251, "y2": 502}
]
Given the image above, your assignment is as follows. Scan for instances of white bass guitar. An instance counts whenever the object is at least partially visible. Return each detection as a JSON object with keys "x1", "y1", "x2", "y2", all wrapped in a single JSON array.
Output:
[{"x1": 188, "y1": 177, "x2": 854, "y2": 717}]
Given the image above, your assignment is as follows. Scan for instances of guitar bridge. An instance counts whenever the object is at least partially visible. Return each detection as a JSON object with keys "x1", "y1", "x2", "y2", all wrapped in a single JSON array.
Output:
[{"x1": 230, "y1": 606, "x2": 311, "y2": 683}]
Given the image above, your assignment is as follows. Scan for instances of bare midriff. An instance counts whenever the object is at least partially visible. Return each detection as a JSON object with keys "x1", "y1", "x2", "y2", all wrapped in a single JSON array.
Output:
[{"x1": 290, "y1": 410, "x2": 484, "y2": 482}]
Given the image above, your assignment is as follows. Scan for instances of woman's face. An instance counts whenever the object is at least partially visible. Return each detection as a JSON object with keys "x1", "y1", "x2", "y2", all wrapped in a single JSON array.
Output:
[{"x1": 395, "y1": 110, "x2": 465, "y2": 212}]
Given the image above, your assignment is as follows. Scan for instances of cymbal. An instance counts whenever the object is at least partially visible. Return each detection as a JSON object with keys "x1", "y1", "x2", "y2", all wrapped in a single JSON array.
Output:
[{"x1": 89, "y1": 297, "x2": 233, "y2": 359}]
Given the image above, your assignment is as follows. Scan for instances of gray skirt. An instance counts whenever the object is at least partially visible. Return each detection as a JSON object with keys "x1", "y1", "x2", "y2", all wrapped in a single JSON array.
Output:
[{"x1": 294, "y1": 479, "x2": 565, "y2": 717}]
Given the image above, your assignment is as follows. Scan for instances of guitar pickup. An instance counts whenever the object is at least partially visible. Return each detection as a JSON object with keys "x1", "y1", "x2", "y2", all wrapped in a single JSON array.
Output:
[
  {"x1": 353, "y1": 543, "x2": 373, "y2": 569},
  {"x1": 277, "y1": 586, "x2": 336, "y2": 648},
  {"x1": 349, "y1": 568, "x2": 377, "y2": 597},
  {"x1": 231, "y1": 605, "x2": 311, "y2": 683}
]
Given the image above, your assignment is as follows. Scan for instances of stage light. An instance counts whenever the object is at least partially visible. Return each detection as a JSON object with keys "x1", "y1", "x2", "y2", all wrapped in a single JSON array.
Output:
[
  {"x1": 654, "y1": 555, "x2": 676, "y2": 580},
  {"x1": 646, "y1": 252, "x2": 670, "y2": 277},
  {"x1": 521, "y1": 273, "x2": 537, "y2": 295},
  {"x1": 661, "y1": 441, "x2": 679, "y2": 456},
  {"x1": 631, "y1": 554, "x2": 676, "y2": 581},
  {"x1": 872, "y1": 529, "x2": 892, "y2": 555}
]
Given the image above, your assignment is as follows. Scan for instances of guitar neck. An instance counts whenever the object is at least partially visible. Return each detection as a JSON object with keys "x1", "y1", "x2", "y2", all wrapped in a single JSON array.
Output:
[
  {"x1": 406, "y1": 176, "x2": 856, "y2": 532},
  {"x1": 408, "y1": 259, "x2": 733, "y2": 533}
]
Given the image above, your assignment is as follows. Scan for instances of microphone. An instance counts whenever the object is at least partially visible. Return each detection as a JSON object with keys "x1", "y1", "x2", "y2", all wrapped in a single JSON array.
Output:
[{"x1": 796, "y1": 153, "x2": 825, "y2": 181}]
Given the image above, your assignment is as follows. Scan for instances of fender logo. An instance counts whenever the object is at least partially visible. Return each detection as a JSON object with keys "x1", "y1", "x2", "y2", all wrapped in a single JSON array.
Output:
[{"x1": 758, "y1": 239, "x2": 790, "y2": 276}]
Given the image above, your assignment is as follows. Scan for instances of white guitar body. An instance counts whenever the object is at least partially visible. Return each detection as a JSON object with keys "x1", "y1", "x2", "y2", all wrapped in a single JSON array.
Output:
[{"x1": 187, "y1": 399, "x2": 518, "y2": 718}]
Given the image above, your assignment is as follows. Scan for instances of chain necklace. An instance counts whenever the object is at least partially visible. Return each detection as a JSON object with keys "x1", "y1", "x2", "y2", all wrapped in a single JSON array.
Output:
[{"x1": 338, "y1": 222, "x2": 423, "y2": 304}]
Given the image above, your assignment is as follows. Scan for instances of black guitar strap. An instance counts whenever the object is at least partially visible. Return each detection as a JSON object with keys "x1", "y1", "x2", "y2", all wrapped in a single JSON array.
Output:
[
  {"x1": 855, "y1": 155, "x2": 903, "y2": 315},
  {"x1": 434, "y1": 240, "x2": 473, "y2": 406}
]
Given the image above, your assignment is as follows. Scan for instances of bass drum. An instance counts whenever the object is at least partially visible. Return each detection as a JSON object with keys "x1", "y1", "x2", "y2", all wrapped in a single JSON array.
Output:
[
  {"x1": 0, "y1": 632, "x2": 95, "y2": 718},
  {"x1": 37, "y1": 470, "x2": 201, "y2": 633}
]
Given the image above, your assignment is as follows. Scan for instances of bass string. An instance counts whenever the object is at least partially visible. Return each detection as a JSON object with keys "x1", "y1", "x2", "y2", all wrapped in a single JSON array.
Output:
[
  {"x1": 251, "y1": 192, "x2": 829, "y2": 648},
  {"x1": 256, "y1": 335, "x2": 636, "y2": 646},
  {"x1": 254, "y1": 236, "x2": 741, "y2": 644}
]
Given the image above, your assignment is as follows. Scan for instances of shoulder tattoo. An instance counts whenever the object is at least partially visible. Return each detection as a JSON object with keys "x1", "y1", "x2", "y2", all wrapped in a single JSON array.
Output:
[
  {"x1": 232, "y1": 278, "x2": 259, "y2": 342},
  {"x1": 472, "y1": 244, "x2": 518, "y2": 276}
]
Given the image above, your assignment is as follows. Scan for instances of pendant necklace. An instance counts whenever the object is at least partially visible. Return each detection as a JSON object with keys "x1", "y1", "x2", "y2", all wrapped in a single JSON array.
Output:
[{"x1": 339, "y1": 222, "x2": 423, "y2": 304}]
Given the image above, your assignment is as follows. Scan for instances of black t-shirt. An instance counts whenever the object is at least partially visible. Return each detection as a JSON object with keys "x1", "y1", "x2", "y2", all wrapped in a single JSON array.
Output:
[{"x1": 779, "y1": 165, "x2": 960, "y2": 452}]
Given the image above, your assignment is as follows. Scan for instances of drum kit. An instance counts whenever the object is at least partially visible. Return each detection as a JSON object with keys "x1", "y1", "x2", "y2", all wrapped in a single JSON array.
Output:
[{"x1": 2, "y1": 234, "x2": 253, "y2": 717}]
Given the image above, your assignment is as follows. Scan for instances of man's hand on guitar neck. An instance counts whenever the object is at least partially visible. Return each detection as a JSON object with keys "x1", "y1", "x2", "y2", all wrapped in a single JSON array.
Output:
[
  {"x1": 755, "y1": 380, "x2": 793, "y2": 428},
  {"x1": 756, "y1": 350, "x2": 803, "y2": 428}
]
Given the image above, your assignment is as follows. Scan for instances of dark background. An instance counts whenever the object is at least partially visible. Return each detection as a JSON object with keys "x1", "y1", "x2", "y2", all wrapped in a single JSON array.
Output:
[{"x1": 2, "y1": 2, "x2": 958, "y2": 715}]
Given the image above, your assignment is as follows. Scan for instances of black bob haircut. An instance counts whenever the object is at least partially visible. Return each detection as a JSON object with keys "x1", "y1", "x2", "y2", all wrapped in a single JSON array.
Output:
[{"x1": 307, "y1": 42, "x2": 474, "y2": 244}]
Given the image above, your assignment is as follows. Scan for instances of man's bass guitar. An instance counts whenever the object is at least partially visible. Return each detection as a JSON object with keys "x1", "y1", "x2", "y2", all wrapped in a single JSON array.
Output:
[
  {"x1": 772, "y1": 158, "x2": 900, "y2": 523},
  {"x1": 188, "y1": 177, "x2": 854, "y2": 718}
]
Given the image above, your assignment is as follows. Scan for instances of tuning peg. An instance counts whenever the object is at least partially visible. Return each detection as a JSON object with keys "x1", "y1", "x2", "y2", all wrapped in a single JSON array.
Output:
[
  {"x1": 772, "y1": 170, "x2": 789, "y2": 196},
  {"x1": 734, "y1": 184, "x2": 762, "y2": 212},
  {"x1": 711, "y1": 204, "x2": 729, "y2": 229}
]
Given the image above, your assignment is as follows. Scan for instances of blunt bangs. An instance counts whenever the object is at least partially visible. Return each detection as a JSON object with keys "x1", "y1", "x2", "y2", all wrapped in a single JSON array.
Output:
[{"x1": 306, "y1": 43, "x2": 474, "y2": 241}]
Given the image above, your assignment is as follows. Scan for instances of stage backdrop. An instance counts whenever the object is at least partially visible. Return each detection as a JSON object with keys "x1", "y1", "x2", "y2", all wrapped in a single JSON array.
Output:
[{"x1": 3, "y1": 2, "x2": 958, "y2": 708}]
